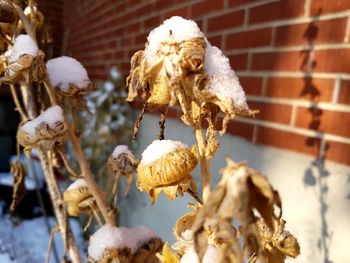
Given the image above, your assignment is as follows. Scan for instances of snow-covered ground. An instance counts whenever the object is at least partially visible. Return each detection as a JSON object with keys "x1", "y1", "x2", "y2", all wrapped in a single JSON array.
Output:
[{"x1": 0, "y1": 212, "x2": 86, "y2": 263}]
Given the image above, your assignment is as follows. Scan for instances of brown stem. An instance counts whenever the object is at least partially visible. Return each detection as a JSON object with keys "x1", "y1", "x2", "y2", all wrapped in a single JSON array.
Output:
[
  {"x1": 195, "y1": 128, "x2": 211, "y2": 203},
  {"x1": 13, "y1": 3, "x2": 36, "y2": 40},
  {"x1": 10, "y1": 84, "x2": 28, "y2": 121},
  {"x1": 43, "y1": 79, "x2": 58, "y2": 105},
  {"x1": 187, "y1": 188, "x2": 203, "y2": 205},
  {"x1": 68, "y1": 127, "x2": 116, "y2": 225},
  {"x1": 20, "y1": 82, "x2": 82, "y2": 263}
]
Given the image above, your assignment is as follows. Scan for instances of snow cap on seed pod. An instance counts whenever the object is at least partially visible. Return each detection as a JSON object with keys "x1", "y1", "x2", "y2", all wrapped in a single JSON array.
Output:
[
  {"x1": 87, "y1": 224, "x2": 163, "y2": 263},
  {"x1": 108, "y1": 145, "x2": 139, "y2": 196},
  {"x1": 1, "y1": 34, "x2": 44, "y2": 83},
  {"x1": 46, "y1": 56, "x2": 94, "y2": 109},
  {"x1": 17, "y1": 105, "x2": 67, "y2": 154},
  {"x1": 137, "y1": 139, "x2": 199, "y2": 204},
  {"x1": 63, "y1": 179, "x2": 98, "y2": 217}
]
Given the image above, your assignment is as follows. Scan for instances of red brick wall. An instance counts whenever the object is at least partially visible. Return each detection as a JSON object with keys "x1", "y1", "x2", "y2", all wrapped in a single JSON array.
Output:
[{"x1": 57, "y1": 0, "x2": 350, "y2": 165}]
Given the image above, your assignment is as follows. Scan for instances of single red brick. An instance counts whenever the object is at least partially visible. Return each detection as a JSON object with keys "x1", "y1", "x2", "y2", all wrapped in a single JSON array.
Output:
[
  {"x1": 295, "y1": 107, "x2": 350, "y2": 137},
  {"x1": 275, "y1": 18, "x2": 347, "y2": 46},
  {"x1": 207, "y1": 10, "x2": 245, "y2": 32},
  {"x1": 191, "y1": 0, "x2": 224, "y2": 17},
  {"x1": 164, "y1": 6, "x2": 189, "y2": 19},
  {"x1": 248, "y1": 101, "x2": 292, "y2": 124},
  {"x1": 311, "y1": 0, "x2": 350, "y2": 16},
  {"x1": 338, "y1": 80, "x2": 350, "y2": 104},
  {"x1": 314, "y1": 49, "x2": 350, "y2": 73},
  {"x1": 207, "y1": 35, "x2": 222, "y2": 49},
  {"x1": 252, "y1": 51, "x2": 305, "y2": 71},
  {"x1": 265, "y1": 77, "x2": 334, "y2": 102},
  {"x1": 249, "y1": 0, "x2": 304, "y2": 24},
  {"x1": 239, "y1": 77, "x2": 263, "y2": 96},
  {"x1": 256, "y1": 126, "x2": 321, "y2": 156},
  {"x1": 229, "y1": 0, "x2": 258, "y2": 8},
  {"x1": 324, "y1": 140, "x2": 350, "y2": 165},
  {"x1": 144, "y1": 16, "x2": 161, "y2": 30},
  {"x1": 226, "y1": 121, "x2": 255, "y2": 141},
  {"x1": 229, "y1": 54, "x2": 248, "y2": 70},
  {"x1": 226, "y1": 28, "x2": 272, "y2": 50}
]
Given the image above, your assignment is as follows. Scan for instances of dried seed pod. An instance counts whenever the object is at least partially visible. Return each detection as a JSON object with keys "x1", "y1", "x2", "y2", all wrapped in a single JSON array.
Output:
[
  {"x1": 127, "y1": 17, "x2": 257, "y2": 142},
  {"x1": 88, "y1": 225, "x2": 162, "y2": 263},
  {"x1": 46, "y1": 56, "x2": 94, "y2": 110},
  {"x1": 63, "y1": 179, "x2": 99, "y2": 217},
  {"x1": 108, "y1": 145, "x2": 139, "y2": 197},
  {"x1": 137, "y1": 139, "x2": 199, "y2": 204},
  {"x1": 17, "y1": 105, "x2": 67, "y2": 152},
  {"x1": 255, "y1": 218, "x2": 300, "y2": 263}
]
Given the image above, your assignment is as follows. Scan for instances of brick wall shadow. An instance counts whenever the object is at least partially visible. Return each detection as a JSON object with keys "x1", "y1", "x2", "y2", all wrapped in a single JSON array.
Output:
[{"x1": 301, "y1": 8, "x2": 332, "y2": 263}]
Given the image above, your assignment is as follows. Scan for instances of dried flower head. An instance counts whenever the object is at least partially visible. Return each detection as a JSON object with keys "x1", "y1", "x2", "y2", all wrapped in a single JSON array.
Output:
[
  {"x1": 17, "y1": 105, "x2": 67, "y2": 153},
  {"x1": 126, "y1": 16, "x2": 257, "y2": 141},
  {"x1": 46, "y1": 56, "x2": 94, "y2": 110},
  {"x1": 191, "y1": 158, "x2": 299, "y2": 263},
  {"x1": 88, "y1": 224, "x2": 163, "y2": 263},
  {"x1": 0, "y1": 34, "x2": 44, "y2": 84},
  {"x1": 108, "y1": 145, "x2": 139, "y2": 196},
  {"x1": 137, "y1": 139, "x2": 199, "y2": 204},
  {"x1": 63, "y1": 179, "x2": 99, "y2": 217}
]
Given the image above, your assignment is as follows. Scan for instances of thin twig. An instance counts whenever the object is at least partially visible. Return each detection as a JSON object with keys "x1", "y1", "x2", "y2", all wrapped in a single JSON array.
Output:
[
  {"x1": 56, "y1": 147, "x2": 81, "y2": 179},
  {"x1": 10, "y1": 84, "x2": 28, "y2": 121},
  {"x1": 45, "y1": 225, "x2": 59, "y2": 263},
  {"x1": 187, "y1": 188, "x2": 203, "y2": 205},
  {"x1": 68, "y1": 127, "x2": 116, "y2": 225}
]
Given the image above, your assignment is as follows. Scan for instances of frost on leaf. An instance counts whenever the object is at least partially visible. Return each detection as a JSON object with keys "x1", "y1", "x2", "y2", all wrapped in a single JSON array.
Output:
[
  {"x1": 126, "y1": 16, "x2": 257, "y2": 141},
  {"x1": 137, "y1": 139, "x2": 199, "y2": 204},
  {"x1": 190, "y1": 158, "x2": 300, "y2": 263},
  {"x1": 88, "y1": 224, "x2": 163, "y2": 263},
  {"x1": 17, "y1": 105, "x2": 67, "y2": 153}
]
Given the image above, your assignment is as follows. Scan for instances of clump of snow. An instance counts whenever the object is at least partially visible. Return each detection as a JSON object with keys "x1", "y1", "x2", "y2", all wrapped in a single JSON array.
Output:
[
  {"x1": 112, "y1": 145, "x2": 134, "y2": 158},
  {"x1": 67, "y1": 179, "x2": 87, "y2": 191},
  {"x1": 9, "y1": 34, "x2": 38, "y2": 62},
  {"x1": 24, "y1": 5, "x2": 38, "y2": 15},
  {"x1": 88, "y1": 224, "x2": 159, "y2": 261},
  {"x1": 141, "y1": 139, "x2": 188, "y2": 165},
  {"x1": 46, "y1": 56, "x2": 90, "y2": 92},
  {"x1": 22, "y1": 105, "x2": 64, "y2": 136},
  {"x1": 204, "y1": 44, "x2": 248, "y2": 109},
  {"x1": 181, "y1": 229, "x2": 193, "y2": 241},
  {"x1": 181, "y1": 245, "x2": 219, "y2": 263},
  {"x1": 145, "y1": 16, "x2": 204, "y2": 65}
]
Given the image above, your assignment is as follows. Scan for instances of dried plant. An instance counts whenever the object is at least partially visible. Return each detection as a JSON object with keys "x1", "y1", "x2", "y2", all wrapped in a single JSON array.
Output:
[{"x1": 1, "y1": 2, "x2": 300, "y2": 262}]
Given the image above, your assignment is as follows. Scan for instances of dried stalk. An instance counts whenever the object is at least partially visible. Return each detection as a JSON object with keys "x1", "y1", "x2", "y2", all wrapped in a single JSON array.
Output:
[
  {"x1": 195, "y1": 128, "x2": 211, "y2": 202},
  {"x1": 10, "y1": 84, "x2": 28, "y2": 121},
  {"x1": 68, "y1": 127, "x2": 116, "y2": 226},
  {"x1": 20, "y1": 83, "x2": 82, "y2": 263}
]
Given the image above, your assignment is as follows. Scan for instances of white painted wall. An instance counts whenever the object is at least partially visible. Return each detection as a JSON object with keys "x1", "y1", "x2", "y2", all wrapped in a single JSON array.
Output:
[{"x1": 118, "y1": 115, "x2": 350, "y2": 263}]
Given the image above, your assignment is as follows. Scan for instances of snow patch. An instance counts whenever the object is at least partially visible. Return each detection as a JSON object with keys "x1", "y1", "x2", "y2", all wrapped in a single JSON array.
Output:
[
  {"x1": 22, "y1": 106, "x2": 64, "y2": 136},
  {"x1": 181, "y1": 229, "x2": 193, "y2": 241},
  {"x1": 145, "y1": 16, "x2": 204, "y2": 65},
  {"x1": 9, "y1": 35, "x2": 38, "y2": 62},
  {"x1": 204, "y1": 44, "x2": 248, "y2": 109},
  {"x1": 46, "y1": 56, "x2": 90, "y2": 92},
  {"x1": 112, "y1": 145, "x2": 134, "y2": 158},
  {"x1": 180, "y1": 245, "x2": 219, "y2": 263},
  {"x1": 66, "y1": 179, "x2": 87, "y2": 191},
  {"x1": 88, "y1": 224, "x2": 159, "y2": 261},
  {"x1": 141, "y1": 139, "x2": 188, "y2": 165}
]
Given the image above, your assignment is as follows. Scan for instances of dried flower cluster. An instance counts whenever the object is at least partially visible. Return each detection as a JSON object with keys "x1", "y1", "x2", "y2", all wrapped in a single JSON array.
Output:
[{"x1": 2, "y1": 2, "x2": 300, "y2": 262}]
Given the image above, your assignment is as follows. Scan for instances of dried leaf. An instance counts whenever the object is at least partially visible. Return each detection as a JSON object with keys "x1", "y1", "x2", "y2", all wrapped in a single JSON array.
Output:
[
  {"x1": 157, "y1": 243, "x2": 180, "y2": 263},
  {"x1": 10, "y1": 160, "x2": 27, "y2": 211}
]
